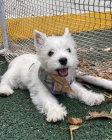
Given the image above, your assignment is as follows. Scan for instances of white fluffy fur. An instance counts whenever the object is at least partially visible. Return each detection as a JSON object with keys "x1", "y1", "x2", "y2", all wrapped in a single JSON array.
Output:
[{"x1": 0, "y1": 28, "x2": 111, "y2": 122}]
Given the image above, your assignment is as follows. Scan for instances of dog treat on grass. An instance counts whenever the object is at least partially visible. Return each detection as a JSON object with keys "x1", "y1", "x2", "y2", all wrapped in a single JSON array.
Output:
[{"x1": 51, "y1": 74, "x2": 75, "y2": 93}]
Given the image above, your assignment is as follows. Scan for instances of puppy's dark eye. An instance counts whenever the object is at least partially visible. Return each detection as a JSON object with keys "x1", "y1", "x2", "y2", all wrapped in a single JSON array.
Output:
[
  {"x1": 48, "y1": 51, "x2": 54, "y2": 56},
  {"x1": 67, "y1": 48, "x2": 71, "y2": 53}
]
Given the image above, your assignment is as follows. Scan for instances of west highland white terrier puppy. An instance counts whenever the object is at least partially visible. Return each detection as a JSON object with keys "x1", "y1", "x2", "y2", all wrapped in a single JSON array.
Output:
[{"x1": 0, "y1": 28, "x2": 112, "y2": 122}]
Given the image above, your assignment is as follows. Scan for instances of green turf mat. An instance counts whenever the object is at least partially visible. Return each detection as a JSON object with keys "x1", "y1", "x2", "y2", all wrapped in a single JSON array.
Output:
[{"x1": 0, "y1": 56, "x2": 112, "y2": 140}]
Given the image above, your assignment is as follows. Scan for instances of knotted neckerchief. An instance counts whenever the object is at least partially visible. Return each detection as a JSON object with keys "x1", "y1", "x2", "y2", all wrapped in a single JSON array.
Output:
[{"x1": 38, "y1": 66, "x2": 75, "y2": 94}]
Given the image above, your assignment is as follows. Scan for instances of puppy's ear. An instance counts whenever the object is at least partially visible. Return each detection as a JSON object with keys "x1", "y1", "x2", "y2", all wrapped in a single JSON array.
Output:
[
  {"x1": 63, "y1": 27, "x2": 71, "y2": 37},
  {"x1": 34, "y1": 30, "x2": 47, "y2": 48}
]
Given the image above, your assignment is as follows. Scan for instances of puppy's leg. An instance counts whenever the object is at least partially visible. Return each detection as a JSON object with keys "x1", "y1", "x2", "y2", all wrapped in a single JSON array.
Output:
[
  {"x1": 67, "y1": 82, "x2": 105, "y2": 106},
  {"x1": 0, "y1": 68, "x2": 17, "y2": 96},
  {"x1": 29, "y1": 82, "x2": 67, "y2": 122},
  {"x1": 76, "y1": 71, "x2": 112, "y2": 90}
]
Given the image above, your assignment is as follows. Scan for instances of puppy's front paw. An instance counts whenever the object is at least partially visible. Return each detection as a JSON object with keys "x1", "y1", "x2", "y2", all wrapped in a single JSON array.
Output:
[
  {"x1": 0, "y1": 85, "x2": 14, "y2": 96},
  {"x1": 46, "y1": 105, "x2": 67, "y2": 122},
  {"x1": 83, "y1": 93, "x2": 105, "y2": 106}
]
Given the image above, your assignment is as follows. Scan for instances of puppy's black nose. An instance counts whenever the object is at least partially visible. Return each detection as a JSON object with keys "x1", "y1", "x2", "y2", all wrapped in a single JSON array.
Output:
[{"x1": 59, "y1": 57, "x2": 67, "y2": 66}]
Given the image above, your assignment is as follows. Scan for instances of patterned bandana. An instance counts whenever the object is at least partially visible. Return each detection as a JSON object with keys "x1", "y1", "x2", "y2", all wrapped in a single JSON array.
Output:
[{"x1": 38, "y1": 66, "x2": 75, "y2": 94}]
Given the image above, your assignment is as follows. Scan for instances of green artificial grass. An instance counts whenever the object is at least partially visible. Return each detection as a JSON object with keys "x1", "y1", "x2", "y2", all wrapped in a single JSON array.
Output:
[{"x1": 0, "y1": 56, "x2": 112, "y2": 140}]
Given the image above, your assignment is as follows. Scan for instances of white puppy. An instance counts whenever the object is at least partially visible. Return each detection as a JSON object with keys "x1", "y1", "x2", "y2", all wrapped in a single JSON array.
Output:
[{"x1": 0, "y1": 28, "x2": 111, "y2": 122}]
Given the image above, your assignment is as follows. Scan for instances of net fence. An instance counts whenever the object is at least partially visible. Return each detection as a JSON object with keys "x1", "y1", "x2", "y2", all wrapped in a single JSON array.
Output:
[{"x1": 0, "y1": 0, "x2": 112, "y2": 79}]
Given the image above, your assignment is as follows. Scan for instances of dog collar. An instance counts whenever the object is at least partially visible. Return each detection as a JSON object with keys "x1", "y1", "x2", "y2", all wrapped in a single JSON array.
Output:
[{"x1": 38, "y1": 66, "x2": 75, "y2": 94}]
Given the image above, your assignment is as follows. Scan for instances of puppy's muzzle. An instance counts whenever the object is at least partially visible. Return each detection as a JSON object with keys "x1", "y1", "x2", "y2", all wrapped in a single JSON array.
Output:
[{"x1": 59, "y1": 57, "x2": 67, "y2": 66}]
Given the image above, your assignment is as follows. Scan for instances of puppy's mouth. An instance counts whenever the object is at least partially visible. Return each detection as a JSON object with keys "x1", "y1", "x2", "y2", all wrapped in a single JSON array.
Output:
[{"x1": 56, "y1": 68, "x2": 68, "y2": 77}]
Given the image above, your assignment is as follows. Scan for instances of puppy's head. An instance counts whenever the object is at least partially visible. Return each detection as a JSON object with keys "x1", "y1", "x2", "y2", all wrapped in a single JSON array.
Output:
[{"x1": 34, "y1": 28, "x2": 78, "y2": 78}]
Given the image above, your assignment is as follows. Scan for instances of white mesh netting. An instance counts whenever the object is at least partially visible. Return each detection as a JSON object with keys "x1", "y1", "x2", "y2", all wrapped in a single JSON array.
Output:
[{"x1": 0, "y1": 0, "x2": 112, "y2": 78}]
